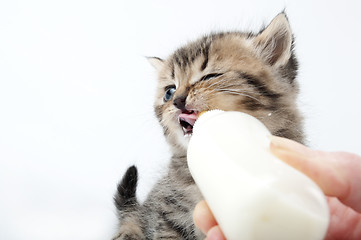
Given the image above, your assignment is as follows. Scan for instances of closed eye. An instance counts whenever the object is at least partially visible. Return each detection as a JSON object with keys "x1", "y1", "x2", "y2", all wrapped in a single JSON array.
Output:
[{"x1": 200, "y1": 73, "x2": 223, "y2": 81}]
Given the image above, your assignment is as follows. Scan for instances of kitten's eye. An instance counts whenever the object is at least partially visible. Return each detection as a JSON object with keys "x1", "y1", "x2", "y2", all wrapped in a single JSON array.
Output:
[
  {"x1": 200, "y1": 73, "x2": 223, "y2": 81},
  {"x1": 164, "y1": 85, "x2": 176, "y2": 102}
]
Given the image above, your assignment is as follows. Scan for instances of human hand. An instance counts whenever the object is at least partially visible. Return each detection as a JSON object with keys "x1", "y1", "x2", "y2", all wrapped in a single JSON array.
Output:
[{"x1": 193, "y1": 136, "x2": 361, "y2": 240}]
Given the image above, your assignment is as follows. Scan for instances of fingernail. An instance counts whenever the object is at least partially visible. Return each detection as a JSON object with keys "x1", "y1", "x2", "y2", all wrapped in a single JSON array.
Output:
[
  {"x1": 268, "y1": 136, "x2": 316, "y2": 171},
  {"x1": 207, "y1": 226, "x2": 226, "y2": 240},
  {"x1": 269, "y1": 136, "x2": 312, "y2": 157},
  {"x1": 270, "y1": 136, "x2": 302, "y2": 150}
]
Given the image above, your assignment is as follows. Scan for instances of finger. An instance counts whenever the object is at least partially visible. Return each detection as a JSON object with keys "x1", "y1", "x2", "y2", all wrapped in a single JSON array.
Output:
[
  {"x1": 205, "y1": 226, "x2": 226, "y2": 240},
  {"x1": 324, "y1": 197, "x2": 361, "y2": 240},
  {"x1": 270, "y1": 136, "x2": 361, "y2": 212},
  {"x1": 333, "y1": 152, "x2": 361, "y2": 212},
  {"x1": 269, "y1": 136, "x2": 347, "y2": 196},
  {"x1": 193, "y1": 200, "x2": 218, "y2": 234}
]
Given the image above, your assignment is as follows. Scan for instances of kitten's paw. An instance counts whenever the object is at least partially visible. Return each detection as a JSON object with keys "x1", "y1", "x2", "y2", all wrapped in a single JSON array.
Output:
[
  {"x1": 112, "y1": 232, "x2": 143, "y2": 240},
  {"x1": 112, "y1": 223, "x2": 145, "y2": 240}
]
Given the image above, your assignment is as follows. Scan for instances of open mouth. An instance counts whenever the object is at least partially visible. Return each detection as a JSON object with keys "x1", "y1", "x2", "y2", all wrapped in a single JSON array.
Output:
[{"x1": 178, "y1": 111, "x2": 199, "y2": 137}]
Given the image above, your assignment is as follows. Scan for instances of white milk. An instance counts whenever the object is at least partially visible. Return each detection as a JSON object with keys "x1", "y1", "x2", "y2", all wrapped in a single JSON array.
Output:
[{"x1": 187, "y1": 110, "x2": 329, "y2": 240}]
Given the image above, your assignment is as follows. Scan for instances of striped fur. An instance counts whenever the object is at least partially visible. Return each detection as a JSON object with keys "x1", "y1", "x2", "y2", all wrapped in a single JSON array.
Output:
[{"x1": 113, "y1": 13, "x2": 304, "y2": 239}]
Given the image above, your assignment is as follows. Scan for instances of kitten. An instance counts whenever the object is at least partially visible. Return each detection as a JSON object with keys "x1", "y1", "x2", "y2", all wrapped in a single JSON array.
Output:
[{"x1": 113, "y1": 13, "x2": 304, "y2": 240}]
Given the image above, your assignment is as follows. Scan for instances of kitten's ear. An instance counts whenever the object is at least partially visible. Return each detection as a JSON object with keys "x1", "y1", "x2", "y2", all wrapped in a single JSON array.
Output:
[
  {"x1": 253, "y1": 13, "x2": 293, "y2": 66},
  {"x1": 147, "y1": 56, "x2": 165, "y2": 72}
]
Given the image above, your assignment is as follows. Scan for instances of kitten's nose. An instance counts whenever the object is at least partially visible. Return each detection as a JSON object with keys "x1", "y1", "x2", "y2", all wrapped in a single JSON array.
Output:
[{"x1": 173, "y1": 96, "x2": 187, "y2": 111}]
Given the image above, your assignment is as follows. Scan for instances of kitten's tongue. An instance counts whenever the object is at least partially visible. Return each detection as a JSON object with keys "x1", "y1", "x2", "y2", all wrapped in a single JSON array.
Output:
[{"x1": 178, "y1": 112, "x2": 198, "y2": 127}]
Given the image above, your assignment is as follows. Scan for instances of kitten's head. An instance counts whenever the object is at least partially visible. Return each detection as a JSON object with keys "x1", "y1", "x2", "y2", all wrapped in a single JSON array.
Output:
[{"x1": 150, "y1": 13, "x2": 304, "y2": 155}]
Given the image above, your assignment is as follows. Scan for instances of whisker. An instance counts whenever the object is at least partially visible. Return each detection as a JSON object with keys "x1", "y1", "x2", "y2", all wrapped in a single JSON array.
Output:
[
  {"x1": 206, "y1": 77, "x2": 232, "y2": 89},
  {"x1": 216, "y1": 86, "x2": 258, "y2": 95},
  {"x1": 216, "y1": 89, "x2": 263, "y2": 103}
]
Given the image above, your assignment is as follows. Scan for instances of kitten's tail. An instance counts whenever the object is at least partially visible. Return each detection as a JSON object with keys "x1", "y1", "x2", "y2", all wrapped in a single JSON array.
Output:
[{"x1": 114, "y1": 165, "x2": 139, "y2": 214}]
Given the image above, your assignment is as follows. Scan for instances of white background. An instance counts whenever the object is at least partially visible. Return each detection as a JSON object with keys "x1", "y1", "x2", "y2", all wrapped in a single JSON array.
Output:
[{"x1": 0, "y1": 0, "x2": 360, "y2": 239}]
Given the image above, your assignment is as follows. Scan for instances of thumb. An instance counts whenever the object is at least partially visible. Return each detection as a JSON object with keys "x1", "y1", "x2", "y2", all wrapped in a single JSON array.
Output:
[{"x1": 270, "y1": 136, "x2": 361, "y2": 213}]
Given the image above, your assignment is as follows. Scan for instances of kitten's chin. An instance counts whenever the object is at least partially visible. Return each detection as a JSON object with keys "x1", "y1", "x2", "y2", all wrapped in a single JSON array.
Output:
[
  {"x1": 178, "y1": 132, "x2": 192, "y2": 147},
  {"x1": 169, "y1": 131, "x2": 191, "y2": 154},
  {"x1": 183, "y1": 133, "x2": 193, "y2": 139}
]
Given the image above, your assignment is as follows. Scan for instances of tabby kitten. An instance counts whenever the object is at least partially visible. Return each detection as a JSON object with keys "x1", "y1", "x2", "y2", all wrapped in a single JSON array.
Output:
[{"x1": 113, "y1": 13, "x2": 304, "y2": 240}]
